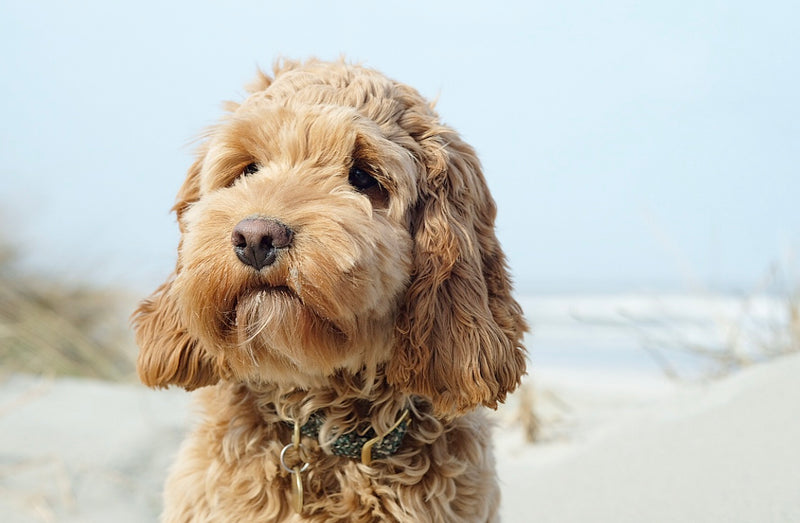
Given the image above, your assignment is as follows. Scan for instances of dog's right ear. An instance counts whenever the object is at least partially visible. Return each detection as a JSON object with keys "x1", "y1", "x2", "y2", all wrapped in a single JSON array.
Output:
[
  {"x1": 133, "y1": 154, "x2": 219, "y2": 390},
  {"x1": 133, "y1": 278, "x2": 219, "y2": 390}
]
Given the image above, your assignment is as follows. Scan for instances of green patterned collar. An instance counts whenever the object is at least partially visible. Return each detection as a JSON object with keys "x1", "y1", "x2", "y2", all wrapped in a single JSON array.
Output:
[{"x1": 296, "y1": 409, "x2": 411, "y2": 465}]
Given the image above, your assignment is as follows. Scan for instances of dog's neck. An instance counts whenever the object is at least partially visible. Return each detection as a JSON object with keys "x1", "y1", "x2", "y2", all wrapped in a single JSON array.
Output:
[
  {"x1": 291, "y1": 405, "x2": 411, "y2": 465},
  {"x1": 222, "y1": 367, "x2": 428, "y2": 464}
]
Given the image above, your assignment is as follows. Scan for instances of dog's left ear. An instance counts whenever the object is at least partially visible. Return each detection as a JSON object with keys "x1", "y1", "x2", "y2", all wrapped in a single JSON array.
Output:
[{"x1": 387, "y1": 120, "x2": 528, "y2": 417}]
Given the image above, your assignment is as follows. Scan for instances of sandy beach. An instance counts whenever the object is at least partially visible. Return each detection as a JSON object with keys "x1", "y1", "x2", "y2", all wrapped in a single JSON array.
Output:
[{"x1": 2, "y1": 347, "x2": 798, "y2": 522}]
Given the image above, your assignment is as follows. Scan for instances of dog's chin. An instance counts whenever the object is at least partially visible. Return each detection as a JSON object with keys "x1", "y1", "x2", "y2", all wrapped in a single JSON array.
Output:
[{"x1": 223, "y1": 286, "x2": 358, "y2": 387}]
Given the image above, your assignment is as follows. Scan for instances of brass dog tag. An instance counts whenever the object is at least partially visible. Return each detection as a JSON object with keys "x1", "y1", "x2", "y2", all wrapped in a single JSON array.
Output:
[{"x1": 291, "y1": 466, "x2": 304, "y2": 514}]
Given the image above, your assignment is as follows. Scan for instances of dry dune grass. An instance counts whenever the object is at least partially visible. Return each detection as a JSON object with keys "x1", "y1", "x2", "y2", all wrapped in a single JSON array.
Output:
[
  {"x1": 0, "y1": 241, "x2": 135, "y2": 381},
  {"x1": 648, "y1": 265, "x2": 800, "y2": 381}
]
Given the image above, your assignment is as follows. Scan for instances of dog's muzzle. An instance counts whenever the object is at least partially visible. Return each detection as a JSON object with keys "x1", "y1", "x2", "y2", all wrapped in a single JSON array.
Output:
[{"x1": 231, "y1": 217, "x2": 293, "y2": 270}]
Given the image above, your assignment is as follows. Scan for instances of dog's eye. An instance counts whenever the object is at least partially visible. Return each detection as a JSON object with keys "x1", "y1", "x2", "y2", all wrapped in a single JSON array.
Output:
[
  {"x1": 348, "y1": 166, "x2": 378, "y2": 191},
  {"x1": 242, "y1": 162, "x2": 259, "y2": 176}
]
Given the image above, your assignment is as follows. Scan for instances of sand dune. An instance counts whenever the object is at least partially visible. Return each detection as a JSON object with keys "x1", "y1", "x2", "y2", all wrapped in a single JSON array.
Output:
[
  {"x1": 1, "y1": 353, "x2": 798, "y2": 522},
  {"x1": 499, "y1": 352, "x2": 800, "y2": 522}
]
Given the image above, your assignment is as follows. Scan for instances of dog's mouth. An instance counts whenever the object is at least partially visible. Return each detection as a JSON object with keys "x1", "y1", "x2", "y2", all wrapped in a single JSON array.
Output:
[
  {"x1": 251, "y1": 284, "x2": 295, "y2": 301},
  {"x1": 226, "y1": 283, "x2": 348, "y2": 343},
  {"x1": 227, "y1": 284, "x2": 297, "y2": 326}
]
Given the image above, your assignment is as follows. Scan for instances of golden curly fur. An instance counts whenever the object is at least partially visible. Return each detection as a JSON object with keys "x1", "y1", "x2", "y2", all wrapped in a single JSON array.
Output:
[{"x1": 134, "y1": 59, "x2": 527, "y2": 522}]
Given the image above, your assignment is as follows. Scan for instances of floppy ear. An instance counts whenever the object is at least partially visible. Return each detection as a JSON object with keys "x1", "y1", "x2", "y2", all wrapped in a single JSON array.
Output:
[
  {"x1": 133, "y1": 155, "x2": 220, "y2": 390},
  {"x1": 133, "y1": 278, "x2": 219, "y2": 390},
  {"x1": 387, "y1": 125, "x2": 528, "y2": 417}
]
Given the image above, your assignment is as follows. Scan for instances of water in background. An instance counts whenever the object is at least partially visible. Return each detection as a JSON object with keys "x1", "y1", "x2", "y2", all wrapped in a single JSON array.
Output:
[{"x1": 518, "y1": 293, "x2": 792, "y2": 380}]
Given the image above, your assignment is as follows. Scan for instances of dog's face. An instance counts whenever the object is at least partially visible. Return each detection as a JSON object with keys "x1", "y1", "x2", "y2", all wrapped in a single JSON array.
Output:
[
  {"x1": 176, "y1": 101, "x2": 417, "y2": 387},
  {"x1": 135, "y1": 60, "x2": 527, "y2": 415}
]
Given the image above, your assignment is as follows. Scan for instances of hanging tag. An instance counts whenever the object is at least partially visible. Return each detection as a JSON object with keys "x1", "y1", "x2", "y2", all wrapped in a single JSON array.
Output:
[
  {"x1": 280, "y1": 420, "x2": 310, "y2": 514},
  {"x1": 291, "y1": 466, "x2": 304, "y2": 514}
]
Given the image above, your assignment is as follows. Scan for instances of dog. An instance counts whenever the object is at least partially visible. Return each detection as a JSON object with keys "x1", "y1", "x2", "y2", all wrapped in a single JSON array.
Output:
[{"x1": 134, "y1": 59, "x2": 527, "y2": 522}]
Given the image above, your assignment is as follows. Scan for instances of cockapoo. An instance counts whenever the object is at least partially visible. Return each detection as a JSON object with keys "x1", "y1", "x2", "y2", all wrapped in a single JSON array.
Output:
[{"x1": 134, "y1": 59, "x2": 527, "y2": 522}]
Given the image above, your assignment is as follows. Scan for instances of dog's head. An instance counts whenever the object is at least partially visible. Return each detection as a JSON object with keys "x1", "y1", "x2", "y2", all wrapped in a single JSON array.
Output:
[{"x1": 134, "y1": 60, "x2": 527, "y2": 416}]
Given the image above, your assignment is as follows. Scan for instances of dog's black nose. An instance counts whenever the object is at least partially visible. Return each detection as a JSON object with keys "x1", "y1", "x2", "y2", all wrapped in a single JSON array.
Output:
[{"x1": 231, "y1": 218, "x2": 293, "y2": 270}]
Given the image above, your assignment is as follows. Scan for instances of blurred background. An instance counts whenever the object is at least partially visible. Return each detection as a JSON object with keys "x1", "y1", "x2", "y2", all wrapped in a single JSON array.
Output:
[
  {"x1": 0, "y1": 0, "x2": 798, "y2": 376},
  {"x1": 1, "y1": 2, "x2": 799, "y2": 521}
]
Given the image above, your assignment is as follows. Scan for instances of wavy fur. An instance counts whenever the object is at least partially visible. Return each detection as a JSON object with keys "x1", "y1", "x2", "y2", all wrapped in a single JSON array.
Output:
[{"x1": 133, "y1": 59, "x2": 527, "y2": 522}]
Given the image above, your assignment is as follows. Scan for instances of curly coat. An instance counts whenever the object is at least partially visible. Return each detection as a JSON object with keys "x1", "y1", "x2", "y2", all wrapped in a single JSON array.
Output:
[{"x1": 134, "y1": 59, "x2": 527, "y2": 522}]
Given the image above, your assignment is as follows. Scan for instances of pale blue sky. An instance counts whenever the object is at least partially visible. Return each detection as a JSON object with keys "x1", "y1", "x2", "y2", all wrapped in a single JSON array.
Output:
[{"x1": 1, "y1": 1, "x2": 798, "y2": 292}]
